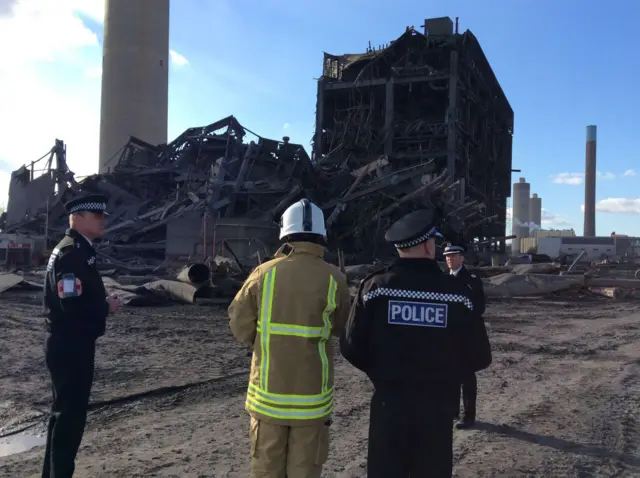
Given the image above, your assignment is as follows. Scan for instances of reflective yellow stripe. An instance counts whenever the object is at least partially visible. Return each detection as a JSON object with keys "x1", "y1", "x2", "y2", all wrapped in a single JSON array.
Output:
[
  {"x1": 268, "y1": 323, "x2": 325, "y2": 337},
  {"x1": 319, "y1": 276, "x2": 337, "y2": 392},
  {"x1": 259, "y1": 268, "x2": 276, "y2": 391},
  {"x1": 252, "y1": 269, "x2": 339, "y2": 420},
  {"x1": 248, "y1": 383, "x2": 332, "y2": 406},
  {"x1": 246, "y1": 396, "x2": 333, "y2": 420}
]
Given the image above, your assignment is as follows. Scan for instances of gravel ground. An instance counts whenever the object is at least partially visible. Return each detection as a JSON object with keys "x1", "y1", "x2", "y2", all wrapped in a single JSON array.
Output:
[{"x1": 1, "y1": 290, "x2": 639, "y2": 477}]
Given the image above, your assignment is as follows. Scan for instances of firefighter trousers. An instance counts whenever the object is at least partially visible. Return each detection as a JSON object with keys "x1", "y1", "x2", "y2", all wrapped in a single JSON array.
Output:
[
  {"x1": 249, "y1": 416, "x2": 330, "y2": 478},
  {"x1": 367, "y1": 389, "x2": 454, "y2": 478},
  {"x1": 41, "y1": 333, "x2": 96, "y2": 478}
]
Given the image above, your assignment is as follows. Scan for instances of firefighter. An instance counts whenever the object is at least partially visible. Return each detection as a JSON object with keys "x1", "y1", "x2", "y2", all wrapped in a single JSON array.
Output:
[
  {"x1": 41, "y1": 193, "x2": 121, "y2": 478},
  {"x1": 228, "y1": 198, "x2": 352, "y2": 478},
  {"x1": 443, "y1": 242, "x2": 491, "y2": 430},
  {"x1": 340, "y1": 208, "x2": 476, "y2": 478}
]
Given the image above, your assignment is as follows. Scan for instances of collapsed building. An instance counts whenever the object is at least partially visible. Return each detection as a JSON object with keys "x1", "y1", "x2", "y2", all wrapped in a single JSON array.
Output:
[
  {"x1": 314, "y1": 17, "x2": 514, "y2": 257},
  {"x1": 0, "y1": 17, "x2": 514, "y2": 268}
]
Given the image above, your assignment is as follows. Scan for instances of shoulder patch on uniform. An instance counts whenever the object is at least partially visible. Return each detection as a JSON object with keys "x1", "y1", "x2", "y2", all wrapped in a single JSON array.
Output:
[
  {"x1": 470, "y1": 273, "x2": 477, "y2": 278},
  {"x1": 388, "y1": 300, "x2": 447, "y2": 328}
]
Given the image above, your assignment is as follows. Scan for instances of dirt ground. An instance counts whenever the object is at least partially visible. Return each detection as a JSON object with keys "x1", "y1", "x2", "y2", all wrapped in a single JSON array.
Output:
[{"x1": 1, "y1": 289, "x2": 639, "y2": 477}]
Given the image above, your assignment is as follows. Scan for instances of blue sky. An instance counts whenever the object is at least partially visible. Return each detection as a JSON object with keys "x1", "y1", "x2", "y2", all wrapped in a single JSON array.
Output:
[{"x1": 1, "y1": 0, "x2": 638, "y2": 235}]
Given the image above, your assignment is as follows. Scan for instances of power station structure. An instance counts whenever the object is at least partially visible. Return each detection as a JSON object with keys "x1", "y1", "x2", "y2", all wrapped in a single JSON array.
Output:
[
  {"x1": 313, "y1": 17, "x2": 514, "y2": 252},
  {"x1": 529, "y1": 193, "x2": 542, "y2": 231},
  {"x1": 511, "y1": 177, "x2": 542, "y2": 242},
  {"x1": 98, "y1": 0, "x2": 170, "y2": 174},
  {"x1": 583, "y1": 125, "x2": 597, "y2": 236},
  {"x1": 511, "y1": 177, "x2": 530, "y2": 241}
]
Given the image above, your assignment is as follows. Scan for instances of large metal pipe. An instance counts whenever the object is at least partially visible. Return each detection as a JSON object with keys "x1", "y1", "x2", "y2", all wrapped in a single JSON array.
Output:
[
  {"x1": 99, "y1": 0, "x2": 170, "y2": 174},
  {"x1": 583, "y1": 125, "x2": 597, "y2": 236}
]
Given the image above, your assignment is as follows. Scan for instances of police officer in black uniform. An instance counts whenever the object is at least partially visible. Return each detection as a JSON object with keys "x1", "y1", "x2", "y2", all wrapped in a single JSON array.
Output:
[
  {"x1": 340, "y1": 209, "x2": 476, "y2": 478},
  {"x1": 443, "y1": 242, "x2": 492, "y2": 430},
  {"x1": 41, "y1": 193, "x2": 121, "y2": 478}
]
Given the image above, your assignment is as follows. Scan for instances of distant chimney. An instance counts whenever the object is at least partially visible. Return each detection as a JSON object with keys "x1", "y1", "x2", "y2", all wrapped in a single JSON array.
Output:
[{"x1": 583, "y1": 125, "x2": 597, "y2": 236}]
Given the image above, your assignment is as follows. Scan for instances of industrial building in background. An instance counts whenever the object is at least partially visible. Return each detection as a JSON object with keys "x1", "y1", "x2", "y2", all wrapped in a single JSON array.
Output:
[
  {"x1": 314, "y1": 17, "x2": 514, "y2": 254},
  {"x1": 511, "y1": 177, "x2": 544, "y2": 253},
  {"x1": 511, "y1": 177, "x2": 531, "y2": 241},
  {"x1": 529, "y1": 193, "x2": 542, "y2": 230},
  {"x1": 583, "y1": 125, "x2": 597, "y2": 236},
  {"x1": 99, "y1": 0, "x2": 170, "y2": 174}
]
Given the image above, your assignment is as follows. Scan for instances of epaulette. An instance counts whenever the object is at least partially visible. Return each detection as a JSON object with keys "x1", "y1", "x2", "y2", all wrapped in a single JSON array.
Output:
[
  {"x1": 56, "y1": 236, "x2": 76, "y2": 253},
  {"x1": 358, "y1": 265, "x2": 391, "y2": 289}
]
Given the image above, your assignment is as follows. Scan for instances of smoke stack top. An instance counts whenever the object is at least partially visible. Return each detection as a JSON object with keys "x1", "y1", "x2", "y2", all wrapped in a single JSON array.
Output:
[{"x1": 586, "y1": 125, "x2": 597, "y2": 142}]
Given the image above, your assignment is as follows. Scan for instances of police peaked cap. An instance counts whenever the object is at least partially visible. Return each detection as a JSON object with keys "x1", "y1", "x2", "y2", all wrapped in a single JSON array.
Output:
[
  {"x1": 64, "y1": 193, "x2": 109, "y2": 215},
  {"x1": 384, "y1": 209, "x2": 443, "y2": 249},
  {"x1": 443, "y1": 243, "x2": 466, "y2": 255}
]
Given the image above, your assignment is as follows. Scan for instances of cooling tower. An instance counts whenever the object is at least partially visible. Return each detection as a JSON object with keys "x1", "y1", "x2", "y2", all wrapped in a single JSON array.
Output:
[
  {"x1": 529, "y1": 193, "x2": 542, "y2": 229},
  {"x1": 512, "y1": 177, "x2": 530, "y2": 243},
  {"x1": 583, "y1": 125, "x2": 597, "y2": 236},
  {"x1": 99, "y1": 0, "x2": 170, "y2": 173}
]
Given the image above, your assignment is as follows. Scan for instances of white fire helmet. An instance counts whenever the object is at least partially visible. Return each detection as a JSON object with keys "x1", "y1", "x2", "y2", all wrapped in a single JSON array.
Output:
[{"x1": 279, "y1": 199, "x2": 327, "y2": 240}]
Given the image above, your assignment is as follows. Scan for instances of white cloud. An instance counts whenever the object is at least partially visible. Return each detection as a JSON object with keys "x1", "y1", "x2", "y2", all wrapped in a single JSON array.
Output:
[
  {"x1": 541, "y1": 208, "x2": 574, "y2": 228},
  {"x1": 597, "y1": 171, "x2": 616, "y2": 180},
  {"x1": 506, "y1": 207, "x2": 573, "y2": 230},
  {"x1": 580, "y1": 198, "x2": 640, "y2": 215},
  {"x1": 551, "y1": 172, "x2": 584, "y2": 185},
  {"x1": 84, "y1": 65, "x2": 102, "y2": 78},
  {"x1": 0, "y1": 0, "x2": 105, "y2": 206},
  {"x1": 283, "y1": 122, "x2": 290, "y2": 130},
  {"x1": 170, "y1": 49, "x2": 189, "y2": 67},
  {"x1": 0, "y1": 1, "x2": 102, "y2": 70},
  {"x1": 550, "y1": 171, "x2": 616, "y2": 185},
  {"x1": 0, "y1": 1, "x2": 187, "y2": 208},
  {"x1": 624, "y1": 169, "x2": 636, "y2": 177}
]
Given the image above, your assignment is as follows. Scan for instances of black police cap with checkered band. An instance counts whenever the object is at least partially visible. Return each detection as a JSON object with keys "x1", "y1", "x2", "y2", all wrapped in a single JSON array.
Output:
[
  {"x1": 64, "y1": 193, "x2": 109, "y2": 215},
  {"x1": 443, "y1": 243, "x2": 466, "y2": 255},
  {"x1": 384, "y1": 209, "x2": 443, "y2": 249}
]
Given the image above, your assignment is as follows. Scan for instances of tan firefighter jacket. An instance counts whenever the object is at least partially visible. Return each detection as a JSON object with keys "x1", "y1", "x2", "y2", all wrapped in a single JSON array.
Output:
[{"x1": 228, "y1": 241, "x2": 351, "y2": 426}]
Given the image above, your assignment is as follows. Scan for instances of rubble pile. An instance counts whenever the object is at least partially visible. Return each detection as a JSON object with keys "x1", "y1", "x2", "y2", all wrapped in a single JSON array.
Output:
[{"x1": 2, "y1": 115, "x2": 493, "y2": 267}]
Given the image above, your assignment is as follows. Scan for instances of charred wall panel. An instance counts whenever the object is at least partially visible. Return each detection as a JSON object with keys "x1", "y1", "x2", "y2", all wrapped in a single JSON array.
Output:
[{"x1": 6, "y1": 170, "x2": 54, "y2": 227}]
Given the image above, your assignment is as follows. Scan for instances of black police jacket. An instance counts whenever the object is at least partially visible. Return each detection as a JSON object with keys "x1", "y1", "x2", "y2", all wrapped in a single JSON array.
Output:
[
  {"x1": 455, "y1": 266, "x2": 485, "y2": 315},
  {"x1": 339, "y1": 258, "x2": 476, "y2": 393},
  {"x1": 43, "y1": 229, "x2": 109, "y2": 339},
  {"x1": 452, "y1": 266, "x2": 492, "y2": 373}
]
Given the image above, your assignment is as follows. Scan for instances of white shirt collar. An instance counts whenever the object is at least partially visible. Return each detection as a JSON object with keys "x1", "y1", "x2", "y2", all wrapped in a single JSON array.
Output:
[{"x1": 450, "y1": 266, "x2": 462, "y2": 276}]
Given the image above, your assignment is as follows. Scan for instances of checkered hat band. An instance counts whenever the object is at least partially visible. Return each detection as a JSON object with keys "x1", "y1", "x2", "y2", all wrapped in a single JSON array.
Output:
[
  {"x1": 393, "y1": 226, "x2": 438, "y2": 249},
  {"x1": 444, "y1": 246, "x2": 465, "y2": 254},
  {"x1": 362, "y1": 286, "x2": 474, "y2": 311},
  {"x1": 70, "y1": 202, "x2": 106, "y2": 213}
]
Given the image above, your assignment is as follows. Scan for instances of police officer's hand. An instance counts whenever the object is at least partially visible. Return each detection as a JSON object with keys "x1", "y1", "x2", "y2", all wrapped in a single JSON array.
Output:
[{"x1": 107, "y1": 295, "x2": 122, "y2": 314}]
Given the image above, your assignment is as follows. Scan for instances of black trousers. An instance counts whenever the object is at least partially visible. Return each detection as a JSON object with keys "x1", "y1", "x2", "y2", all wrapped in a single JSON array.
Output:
[
  {"x1": 42, "y1": 333, "x2": 96, "y2": 478},
  {"x1": 367, "y1": 389, "x2": 454, "y2": 478},
  {"x1": 459, "y1": 372, "x2": 477, "y2": 420}
]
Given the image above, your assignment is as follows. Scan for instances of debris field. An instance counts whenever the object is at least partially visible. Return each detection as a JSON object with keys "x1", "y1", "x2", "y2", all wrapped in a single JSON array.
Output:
[{"x1": 0, "y1": 290, "x2": 639, "y2": 477}]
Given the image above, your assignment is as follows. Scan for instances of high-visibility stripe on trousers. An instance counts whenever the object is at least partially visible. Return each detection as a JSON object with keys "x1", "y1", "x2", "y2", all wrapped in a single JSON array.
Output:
[{"x1": 247, "y1": 267, "x2": 338, "y2": 421}]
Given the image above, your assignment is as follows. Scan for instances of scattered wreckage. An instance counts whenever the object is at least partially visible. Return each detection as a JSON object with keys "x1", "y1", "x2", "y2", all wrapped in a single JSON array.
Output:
[{"x1": 1, "y1": 115, "x2": 498, "y2": 271}]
